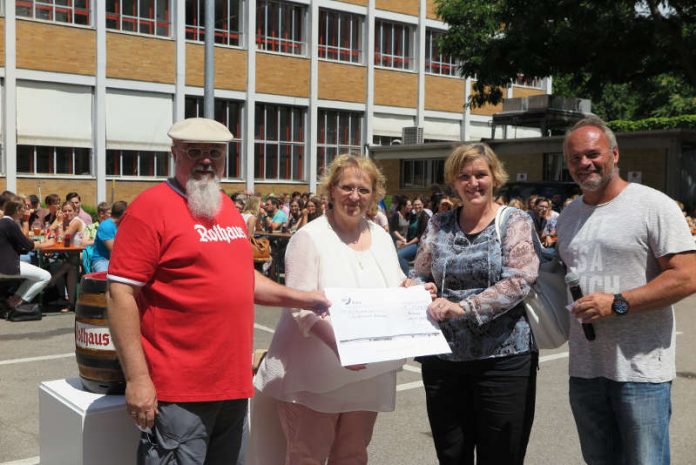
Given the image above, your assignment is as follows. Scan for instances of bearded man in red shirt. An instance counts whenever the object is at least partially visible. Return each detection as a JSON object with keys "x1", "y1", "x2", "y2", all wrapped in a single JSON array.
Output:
[{"x1": 107, "y1": 118, "x2": 330, "y2": 465}]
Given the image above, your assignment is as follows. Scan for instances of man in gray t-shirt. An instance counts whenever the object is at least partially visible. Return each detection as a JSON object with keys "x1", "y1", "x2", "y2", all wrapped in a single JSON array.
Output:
[{"x1": 556, "y1": 116, "x2": 696, "y2": 465}]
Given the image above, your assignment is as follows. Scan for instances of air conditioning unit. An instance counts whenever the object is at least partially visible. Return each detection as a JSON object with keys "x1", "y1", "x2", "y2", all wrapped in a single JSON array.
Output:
[{"x1": 402, "y1": 126, "x2": 424, "y2": 145}]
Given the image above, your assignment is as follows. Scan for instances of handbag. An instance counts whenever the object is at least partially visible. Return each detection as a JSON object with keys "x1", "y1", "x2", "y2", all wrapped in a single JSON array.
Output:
[
  {"x1": 250, "y1": 236, "x2": 271, "y2": 260},
  {"x1": 495, "y1": 207, "x2": 570, "y2": 349}
]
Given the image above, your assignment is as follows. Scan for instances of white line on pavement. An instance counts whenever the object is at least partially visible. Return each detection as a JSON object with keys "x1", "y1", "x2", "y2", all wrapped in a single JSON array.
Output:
[
  {"x1": 403, "y1": 364, "x2": 421, "y2": 373},
  {"x1": 0, "y1": 353, "x2": 74, "y2": 366},
  {"x1": 539, "y1": 352, "x2": 569, "y2": 363},
  {"x1": 0, "y1": 456, "x2": 39, "y2": 465},
  {"x1": 397, "y1": 380, "x2": 424, "y2": 392},
  {"x1": 254, "y1": 323, "x2": 276, "y2": 334}
]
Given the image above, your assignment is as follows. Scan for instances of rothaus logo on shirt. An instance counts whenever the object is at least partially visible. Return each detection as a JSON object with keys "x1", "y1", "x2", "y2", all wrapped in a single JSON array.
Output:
[{"x1": 194, "y1": 224, "x2": 248, "y2": 243}]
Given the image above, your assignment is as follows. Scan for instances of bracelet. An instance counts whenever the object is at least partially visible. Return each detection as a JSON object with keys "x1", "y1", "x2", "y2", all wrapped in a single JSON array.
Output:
[{"x1": 458, "y1": 299, "x2": 473, "y2": 315}]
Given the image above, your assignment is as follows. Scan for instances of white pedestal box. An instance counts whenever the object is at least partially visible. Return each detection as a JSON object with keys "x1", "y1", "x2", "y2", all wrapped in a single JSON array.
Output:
[{"x1": 39, "y1": 378, "x2": 139, "y2": 465}]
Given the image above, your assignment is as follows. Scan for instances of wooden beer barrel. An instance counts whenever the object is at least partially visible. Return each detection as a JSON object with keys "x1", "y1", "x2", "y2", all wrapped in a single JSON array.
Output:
[{"x1": 75, "y1": 272, "x2": 125, "y2": 394}]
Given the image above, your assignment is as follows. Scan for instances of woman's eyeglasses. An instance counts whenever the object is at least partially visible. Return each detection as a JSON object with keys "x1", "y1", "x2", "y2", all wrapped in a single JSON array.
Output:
[{"x1": 338, "y1": 185, "x2": 371, "y2": 196}]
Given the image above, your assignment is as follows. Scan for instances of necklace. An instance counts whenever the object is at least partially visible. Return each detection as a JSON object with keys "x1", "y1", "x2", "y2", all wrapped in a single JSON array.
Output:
[{"x1": 327, "y1": 211, "x2": 368, "y2": 246}]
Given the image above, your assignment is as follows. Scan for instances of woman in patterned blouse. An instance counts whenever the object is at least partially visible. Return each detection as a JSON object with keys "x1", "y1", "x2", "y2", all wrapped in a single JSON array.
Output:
[{"x1": 412, "y1": 143, "x2": 540, "y2": 465}]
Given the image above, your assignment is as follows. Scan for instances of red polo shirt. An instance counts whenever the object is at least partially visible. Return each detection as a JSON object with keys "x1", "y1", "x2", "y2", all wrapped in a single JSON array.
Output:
[{"x1": 108, "y1": 180, "x2": 255, "y2": 402}]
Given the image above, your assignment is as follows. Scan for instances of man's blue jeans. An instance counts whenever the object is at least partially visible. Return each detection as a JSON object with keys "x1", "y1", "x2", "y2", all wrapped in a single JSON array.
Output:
[
  {"x1": 397, "y1": 243, "x2": 419, "y2": 276},
  {"x1": 569, "y1": 376, "x2": 671, "y2": 465}
]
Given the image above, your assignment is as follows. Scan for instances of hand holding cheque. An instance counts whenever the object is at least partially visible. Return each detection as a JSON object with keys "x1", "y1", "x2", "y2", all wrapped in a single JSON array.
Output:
[{"x1": 324, "y1": 285, "x2": 451, "y2": 366}]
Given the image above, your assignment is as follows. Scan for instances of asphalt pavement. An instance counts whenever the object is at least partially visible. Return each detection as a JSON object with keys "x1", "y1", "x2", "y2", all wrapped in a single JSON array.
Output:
[{"x1": 1, "y1": 295, "x2": 696, "y2": 465}]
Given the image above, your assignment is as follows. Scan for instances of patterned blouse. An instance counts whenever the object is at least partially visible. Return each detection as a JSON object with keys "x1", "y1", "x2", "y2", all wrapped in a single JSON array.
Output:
[{"x1": 413, "y1": 206, "x2": 539, "y2": 362}]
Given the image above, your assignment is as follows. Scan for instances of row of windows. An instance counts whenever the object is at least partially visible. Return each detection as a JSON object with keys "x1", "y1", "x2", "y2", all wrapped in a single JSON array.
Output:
[
  {"x1": 17, "y1": 0, "x2": 90, "y2": 26},
  {"x1": 106, "y1": 0, "x2": 171, "y2": 37},
  {"x1": 12, "y1": 148, "x2": 454, "y2": 192},
  {"x1": 185, "y1": 0, "x2": 243, "y2": 47},
  {"x1": 26, "y1": 99, "x2": 361, "y2": 180},
  {"x1": 12, "y1": 146, "x2": 566, "y2": 191},
  {"x1": 17, "y1": 145, "x2": 91, "y2": 175},
  {"x1": 107, "y1": 149, "x2": 170, "y2": 177},
  {"x1": 15, "y1": 1, "x2": 458, "y2": 76}
]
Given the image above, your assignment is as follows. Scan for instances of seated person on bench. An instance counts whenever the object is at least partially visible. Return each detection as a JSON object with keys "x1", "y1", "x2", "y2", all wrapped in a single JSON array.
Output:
[
  {"x1": 91, "y1": 200, "x2": 127, "y2": 273},
  {"x1": 0, "y1": 196, "x2": 55, "y2": 311}
]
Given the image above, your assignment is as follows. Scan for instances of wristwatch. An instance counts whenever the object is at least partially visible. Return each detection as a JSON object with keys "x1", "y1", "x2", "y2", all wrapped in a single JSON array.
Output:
[{"x1": 612, "y1": 294, "x2": 630, "y2": 316}]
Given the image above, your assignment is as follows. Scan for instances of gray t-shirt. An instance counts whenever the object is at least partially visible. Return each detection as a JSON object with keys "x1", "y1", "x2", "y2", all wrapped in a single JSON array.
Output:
[{"x1": 557, "y1": 183, "x2": 695, "y2": 383}]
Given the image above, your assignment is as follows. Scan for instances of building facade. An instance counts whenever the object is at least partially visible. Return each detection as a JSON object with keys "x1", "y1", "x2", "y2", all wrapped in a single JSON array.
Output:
[
  {"x1": 0, "y1": 0, "x2": 548, "y2": 205},
  {"x1": 371, "y1": 130, "x2": 696, "y2": 210}
]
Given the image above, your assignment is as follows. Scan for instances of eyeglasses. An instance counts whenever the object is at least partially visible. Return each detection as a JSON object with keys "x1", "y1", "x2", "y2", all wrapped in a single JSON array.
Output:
[
  {"x1": 337, "y1": 184, "x2": 371, "y2": 196},
  {"x1": 182, "y1": 146, "x2": 225, "y2": 160}
]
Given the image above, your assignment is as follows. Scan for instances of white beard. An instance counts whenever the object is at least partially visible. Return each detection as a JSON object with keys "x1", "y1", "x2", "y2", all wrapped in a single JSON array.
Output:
[{"x1": 186, "y1": 176, "x2": 222, "y2": 219}]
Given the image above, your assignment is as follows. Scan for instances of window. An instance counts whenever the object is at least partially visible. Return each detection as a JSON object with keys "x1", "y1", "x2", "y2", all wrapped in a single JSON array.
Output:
[
  {"x1": 17, "y1": 145, "x2": 91, "y2": 176},
  {"x1": 543, "y1": 152, "x2": 572, "y2": 182},
  {"x1": 400, "y1": 159, "x2": 444, "y2": 189},
  {"x1": 318, "y1": 9, "x2": 362, "y2": 64},
  {"x1": 106, "y1": 0, "x2": 171, "y2": 37},
  {"x1": 425, "y1": 29, "x2": 457, "y2": 77},
  {"x1": 106, "y1": 150, "x2": 170, "y2": 177},
  {"x1": 513, "y1": 74, "x2": 545, "y2": 89},
  {"x1": 372, "y1": 135, "x2": 401, "y2": 146},
  {"x1": 185, "y1": 0, "x2": 243, "y2": 47},
  {"x1": 374, "y1": 19, "x2": 413, "y2": 70},
  {"x1": 185, "y1": 96, "x2": 244, "y2": 179},
  {"x1": 16, "y1": 0, "x2": 91, "y2": 26},
  {"x1": 254, "y1": 103, "x2": 305, "y2": 181},
  {"x1": 256, "y1": 0, "x2": 305, "y2": 56},
  {"x1": 317, "y1": 110, "x2": 362, "y2": 175}
]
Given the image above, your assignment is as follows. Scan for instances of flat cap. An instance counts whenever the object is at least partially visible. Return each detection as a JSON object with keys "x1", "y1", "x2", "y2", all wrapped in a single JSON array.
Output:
[{"x1": 168, "y1": 118, "x2": 233, "y2": 143}]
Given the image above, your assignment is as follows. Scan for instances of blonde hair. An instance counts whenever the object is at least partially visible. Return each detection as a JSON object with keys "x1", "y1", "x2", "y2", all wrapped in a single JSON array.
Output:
[
  {"x1": 508, "y1": 197, "x2": 526, "y2": 210},
  {"x1": 444, "y1": 143, "x2": 508, "y2": 191},
  {"x1": 318, "y1": 154, "x2": 386, "y2": 216},
  {"x1": 242, "y1": 196, "x2": 261, "y2": 216}
]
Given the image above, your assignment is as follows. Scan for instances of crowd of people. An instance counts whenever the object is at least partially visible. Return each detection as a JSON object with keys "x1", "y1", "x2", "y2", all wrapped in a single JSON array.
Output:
[
  {"x1": 2, "y1": 115, "x2": 696, "y2": 465},
  {"x1": 0, "y1": 190, "x2": 127, "y2": 313}
]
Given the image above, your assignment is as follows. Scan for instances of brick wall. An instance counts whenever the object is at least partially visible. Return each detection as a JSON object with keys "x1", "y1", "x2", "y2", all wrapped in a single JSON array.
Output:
[
  {"x1": 216, "y1": 48, "x2": 248, "y2": 91},
  {"x1": 374, "y1": 69, "x2": 418, "y2": 108},
  {"x1": 250, "y1": 183, "x2": 312, "y2": 196},
  {"x1": 426, "y1": 0, "x2": 439, "y2": 19},
  {"x1": 337, "y1": 0, "x2": 368, "y2": 6},
  {"x1": 186, "y1": 44, "x2": 247, "y2": 90},
  {"x1": 0, "y1": 19, "x2": 5, "y2": 67},
  {"x1": 376, "y1": 0, "x2": 419, "y2": 16},
  {"x1": 469, "y1": 81, "x2": 504, "y2": 117},
  {"x1": 256, "y1": 53, "x2": 310, "y2": 97},
  {"x1": 374, "y1": 159, "x2": 401, "y2": 195},
  {"x1": 107, "y1": 32, "x2": 175, "y2": 84},
  {"x1": 16, "y1": 179, "x2": 98, "y2": 207},
  {"x1": 318, "y1": 61, "x2": 366, "y2": 103},
  {"x1": 17, "y1": 20, "x2": 96, "y2": 75},
  {"x1": 101, "y1": 181, "x2": 314, "y2": 203},
  {"x1": 425, "y1": 75, "x2": 464, "y2": 113},
  {"x1": 512, "y1": 87, "x2": 546, "y2": 99}
]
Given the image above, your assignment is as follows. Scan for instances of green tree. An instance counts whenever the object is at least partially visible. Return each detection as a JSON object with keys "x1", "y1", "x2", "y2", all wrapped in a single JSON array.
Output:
[{"x1": 436, "y1": 0, "x2": 696, "y2": 119}]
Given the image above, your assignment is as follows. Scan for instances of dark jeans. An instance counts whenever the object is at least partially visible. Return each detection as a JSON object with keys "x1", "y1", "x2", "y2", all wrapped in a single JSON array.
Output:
[
  {"x1": 421, "y1": 354, "x2": 537, "y2": 465},
  {"x1": 138, "y1": 399, "x2": 247, "y2": 465}
]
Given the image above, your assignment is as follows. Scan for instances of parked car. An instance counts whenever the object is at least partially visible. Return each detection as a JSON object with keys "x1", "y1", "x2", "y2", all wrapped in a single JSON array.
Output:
[{"x1": 497, "y1": 182, "x2": 581, "y2": 210}]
